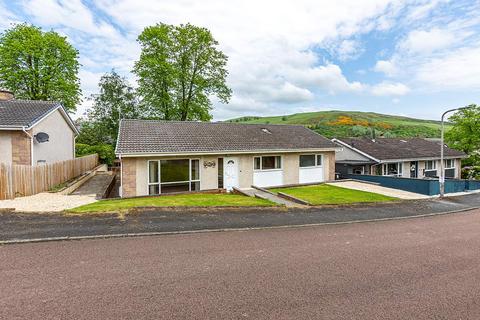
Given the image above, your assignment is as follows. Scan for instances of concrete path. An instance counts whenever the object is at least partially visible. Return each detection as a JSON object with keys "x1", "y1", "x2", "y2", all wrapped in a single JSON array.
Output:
[
  {"x1": 328, "y1": 180, "x2": 430, "y2": 199},
  {"x1": 239, "y1": 187, "x2": 301, "y2": 207},
  {"x1": 71, "y1": 173, "x2": 115, "y2": 199},
  {"x1": 1, "y1": 193, "x2": 479, "y2": 243},
  {"x1": 2, "y1": 209, "x2": 480, "y2": 319}
]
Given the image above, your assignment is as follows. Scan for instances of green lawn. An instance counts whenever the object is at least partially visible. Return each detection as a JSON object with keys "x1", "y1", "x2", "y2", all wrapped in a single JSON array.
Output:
[
  {"x1": 270, "y1": 184, "x2": 397, "y2": 205},
  {"x1": 69, "y1": 193, "x2": 277, "y2": 213}
]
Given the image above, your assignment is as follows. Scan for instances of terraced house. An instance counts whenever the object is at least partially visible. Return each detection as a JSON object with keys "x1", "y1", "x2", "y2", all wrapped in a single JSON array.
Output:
[
  {"x1": 0, "y1": 90, "x2": 78, "y2": 166},
  {"x1": 333, "y1": 137, "x2": 467, "y2": 179},
  {"x1": 115, "y1": 120, "x2": 339, "y2": 197}
]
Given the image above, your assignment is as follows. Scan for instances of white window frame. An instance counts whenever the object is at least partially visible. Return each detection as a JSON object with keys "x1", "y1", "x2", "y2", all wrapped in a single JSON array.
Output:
[
  {"x1": 383, "y1": 162, "x2": 403, "y2": 177},
  {"x1": 253, "y1": 155, "x2": 282, "y2": 171},
  {"x1": 444, "y1": 159, "x2": 455, "y2": 169},
  {"x1": 147, "y1": 158, "x2": 201, "y2": 195},
  {"x1": 299, "y1": 154, "x2": 323, "y2": 168},
  {"x1": 425, "y1": 160, "x2": 437, "y2": 171}
]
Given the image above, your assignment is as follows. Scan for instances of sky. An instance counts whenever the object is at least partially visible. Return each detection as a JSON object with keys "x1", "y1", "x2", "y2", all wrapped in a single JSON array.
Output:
[{"x1": 1, "y1": 0, "x2": 480, "y2": 121}]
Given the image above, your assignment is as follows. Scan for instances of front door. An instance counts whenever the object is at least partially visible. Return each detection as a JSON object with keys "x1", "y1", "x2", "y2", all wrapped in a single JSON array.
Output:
[
  {"x1": 224, "y1": 157, "x2": 239, "y2": 191},
  {"x1": 410, "y1": 161, "x2": 418, "y2": 178}
]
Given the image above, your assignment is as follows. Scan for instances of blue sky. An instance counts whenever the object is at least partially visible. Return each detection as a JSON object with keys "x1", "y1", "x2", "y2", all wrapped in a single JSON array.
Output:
[{"x1": 1, "y1": 0, "x2": 479, "y2": 121}]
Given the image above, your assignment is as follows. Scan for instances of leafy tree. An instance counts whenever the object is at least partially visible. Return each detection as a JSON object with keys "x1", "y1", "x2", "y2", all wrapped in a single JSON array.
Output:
[
  {"x1": 134, "y1": 23, "x2": 231, "y2": 121},
  {"x1": 0, "y1": 24, "x2": 81, "y2": 112},
  {"x1": 83, "y1": 70, "x2": 141, "y2": 145},
  {"x1": 446, "y1": 104, "x2": 480, "y2": 155},
  {"x1": 445, "y1": 104, "x2": 480, "y2": 178},
  {"x1": 76, "y1": 143, "x2": 115, "y2": 166}
]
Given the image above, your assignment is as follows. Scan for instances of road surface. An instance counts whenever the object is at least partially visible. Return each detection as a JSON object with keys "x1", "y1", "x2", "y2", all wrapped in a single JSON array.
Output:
[{"x1": 2, "y1": 209, "x2": 480, "y2": 319}]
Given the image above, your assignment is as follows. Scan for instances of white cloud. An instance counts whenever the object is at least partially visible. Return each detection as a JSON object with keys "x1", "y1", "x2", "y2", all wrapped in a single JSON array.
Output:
[
  {"x1": 371, "y1": 82, "x2": 410, "y2": 96},
  {"x1": 373, "y1": 60, "x2": 397, "y2": 76},
  {"x1": 0, "y1": 2, "x2": 18, "y2": 29},
  {"x1": 398, "y1": 28, "x2": 458, "y2": 54},
  {"x1": 289, "y1": 64, "x2": 364, "y2": 94},
  {"x1": 415, "y1": 45, "x2": 480, "y2": 90},
  {"x1": 334, "y1": 39, "x2": 364, "y2": 61}
]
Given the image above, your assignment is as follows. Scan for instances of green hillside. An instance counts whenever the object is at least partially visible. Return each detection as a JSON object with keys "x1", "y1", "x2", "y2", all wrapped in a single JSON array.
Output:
[{"x1": 226, "y1": 110, "x2": 449, "y2": 139}]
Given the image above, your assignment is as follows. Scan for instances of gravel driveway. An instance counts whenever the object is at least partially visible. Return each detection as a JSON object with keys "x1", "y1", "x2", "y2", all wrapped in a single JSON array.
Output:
[{"x1": 0, "y1": 193, "x2": 97, "y2": 212}]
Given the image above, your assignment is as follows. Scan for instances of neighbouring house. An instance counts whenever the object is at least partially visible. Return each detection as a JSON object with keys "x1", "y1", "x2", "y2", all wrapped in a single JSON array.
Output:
[
  {"x1": 0, "y1": 90, "x2": 78, "y2": 166},
  {"x1": 115, "y1": 120, "x2": 339, "y2": 197},
  {"x1": 333, "y1": 137, "x2": 467, "y2": 179}
]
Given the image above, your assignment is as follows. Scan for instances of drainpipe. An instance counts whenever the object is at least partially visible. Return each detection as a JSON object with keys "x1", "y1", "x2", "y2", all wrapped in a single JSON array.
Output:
[
  {"x1": 22, "y1": 127, "x2": 34, "y2": 166},
  {"x1": 119, "y1": 154, "x2": 123, "y2": 198}
]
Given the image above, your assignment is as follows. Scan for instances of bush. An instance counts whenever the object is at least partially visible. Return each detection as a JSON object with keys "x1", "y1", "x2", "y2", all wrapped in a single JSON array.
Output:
[{"x1": 76, "y1": 143, "x2": 115, "y2": 166}]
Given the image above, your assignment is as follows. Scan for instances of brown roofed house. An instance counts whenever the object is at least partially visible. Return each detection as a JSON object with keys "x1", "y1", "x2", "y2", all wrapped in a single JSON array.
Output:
[
  {"x1": 333, "y1": 137, "x2": 467, "y2": 179},
  {"x1": 115, "y1": 119, "x2": 339, "y2": 197},
  {"x1": 0, "y1": 90, "x2": 79, "y2": 166}
]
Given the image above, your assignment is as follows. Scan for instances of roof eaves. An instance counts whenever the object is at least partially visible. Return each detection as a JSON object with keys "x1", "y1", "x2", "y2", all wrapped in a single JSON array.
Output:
[{"x1": 332, "y1": 138, "x2": 381, "y2": 163}]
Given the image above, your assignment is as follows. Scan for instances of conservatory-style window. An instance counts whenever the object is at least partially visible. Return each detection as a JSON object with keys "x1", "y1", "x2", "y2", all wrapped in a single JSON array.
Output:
[{"x1": 148, "y1": 159, "x2": 200, "y2": 195}]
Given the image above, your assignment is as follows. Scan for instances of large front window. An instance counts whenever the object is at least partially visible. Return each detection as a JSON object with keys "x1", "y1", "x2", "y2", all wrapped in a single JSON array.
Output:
[
  {"x1": 148, "y1": 159, "x2": 200, "y2": 195},
  {"x1": 254, "y1": 156, "x2": 281, "y2": 170}
]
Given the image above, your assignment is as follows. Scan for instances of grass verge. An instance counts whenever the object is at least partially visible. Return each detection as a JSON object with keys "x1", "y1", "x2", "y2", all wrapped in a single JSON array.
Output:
[
  {"x1": 68, "y1": 193, "x2": 277, "y2": 213},
  {"x1": 270, "y1": 184, "x2": 397, "y2": 205}
]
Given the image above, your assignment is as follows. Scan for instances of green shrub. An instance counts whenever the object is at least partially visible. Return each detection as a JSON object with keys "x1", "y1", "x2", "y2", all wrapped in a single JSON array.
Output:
[{"x1": 76, "y1": 143, "x2": 115, "y2": 166}]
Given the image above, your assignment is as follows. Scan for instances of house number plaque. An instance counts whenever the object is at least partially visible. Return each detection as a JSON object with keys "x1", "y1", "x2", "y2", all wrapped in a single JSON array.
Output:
[{"x1": 203, "y1": 160, "x2": 216, "y2": 168}]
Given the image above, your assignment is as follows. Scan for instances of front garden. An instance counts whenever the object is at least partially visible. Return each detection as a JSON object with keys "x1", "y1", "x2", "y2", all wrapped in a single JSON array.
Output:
[
  {"x1": 69, "y1": 193, "x2": 277, "y2": 213},
  {"x1": 270, "y1": 184, "x2": 397, "y2": 205}
]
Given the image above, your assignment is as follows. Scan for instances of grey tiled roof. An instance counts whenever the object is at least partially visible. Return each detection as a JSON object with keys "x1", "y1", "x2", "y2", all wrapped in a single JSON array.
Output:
[
  {"x1": 116, "y1": 120, "x2": 337, "y2": 154},
  {"x1": 0, "y1": 100, "x2": 60, "y2": 128},
  {"x1": 338, "y1": 137, "x2": 466, "y2": 160}
]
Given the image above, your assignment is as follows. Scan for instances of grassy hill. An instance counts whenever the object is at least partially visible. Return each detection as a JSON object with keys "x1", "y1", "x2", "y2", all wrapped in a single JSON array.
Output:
[{"x1": 226, "y1": 110, "x2": 449, "y2": 139}]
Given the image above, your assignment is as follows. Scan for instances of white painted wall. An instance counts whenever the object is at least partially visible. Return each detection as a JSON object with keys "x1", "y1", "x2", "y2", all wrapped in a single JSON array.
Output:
[
  {"x1": 31, "y1": 109, "x2": 75, "y2": 165},
  {"x1": 0, "y1": 132, "x2": 12, "y2": 164},
  {"x1": 253, "y1": 170, "x2": 283, "y2": 187},
  {"x1": 299, "y1": 166, "x2": 324, "y2": 183}
]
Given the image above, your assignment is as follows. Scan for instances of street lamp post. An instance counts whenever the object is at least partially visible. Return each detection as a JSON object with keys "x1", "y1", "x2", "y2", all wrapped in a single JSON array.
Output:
[{"x1": 439, "y1": 106, "x2": 472, "y2": 198}]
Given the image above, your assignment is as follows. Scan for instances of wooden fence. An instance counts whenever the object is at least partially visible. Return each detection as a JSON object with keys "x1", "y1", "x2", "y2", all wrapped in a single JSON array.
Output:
[{"x1": 0, "y1": 154, "x2": 98, "y2": 200}]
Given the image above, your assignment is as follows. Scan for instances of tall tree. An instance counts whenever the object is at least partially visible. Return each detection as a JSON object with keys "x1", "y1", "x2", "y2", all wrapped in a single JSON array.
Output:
[
  {"x1": 134, "y1": 23, "x2": 231, "y2": 121},
  {"x1": 445, "y1": 104, "x2": 480, "y2": 155},
  {"x1": 445, "y1": 104, "x2": 480, "y2": 178},
  {"x1": 80, "y1": 70, "x2": 140, "y2": 145},
  {"x1": 0, "y1": 24, "x2": 81, "y2": 112}
]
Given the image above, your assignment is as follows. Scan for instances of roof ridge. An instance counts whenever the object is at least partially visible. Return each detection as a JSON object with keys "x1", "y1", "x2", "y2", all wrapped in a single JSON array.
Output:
[{"x1": 120, "y1": 119, "x2": 306, "y2": 127}]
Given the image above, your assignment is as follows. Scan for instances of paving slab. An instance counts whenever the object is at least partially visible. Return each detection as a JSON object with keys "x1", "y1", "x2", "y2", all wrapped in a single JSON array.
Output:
[{"x1": 328, "y1": 180, "x2": 430, "y2": 199}]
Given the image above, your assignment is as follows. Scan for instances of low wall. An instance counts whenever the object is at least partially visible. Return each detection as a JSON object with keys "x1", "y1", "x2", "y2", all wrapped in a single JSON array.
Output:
[{"x1": 346, "y1": 174, "x2": 480, "y2": 196}]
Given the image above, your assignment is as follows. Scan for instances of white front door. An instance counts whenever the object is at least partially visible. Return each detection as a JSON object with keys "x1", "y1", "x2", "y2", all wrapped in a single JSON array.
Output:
[{"x1": 224, "y1": 157, "x2": 239, "y2": 191}]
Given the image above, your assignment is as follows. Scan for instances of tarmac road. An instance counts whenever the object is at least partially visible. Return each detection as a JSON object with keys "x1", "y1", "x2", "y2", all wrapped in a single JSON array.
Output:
[{"x1": 1, "y1": 209, "x2": 480, "y2": 319}]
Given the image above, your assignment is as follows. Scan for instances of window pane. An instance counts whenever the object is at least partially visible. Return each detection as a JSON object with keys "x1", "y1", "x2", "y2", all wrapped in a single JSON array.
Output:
[
  {"x1": 254, "y1": 157, "x2": 261, "y2": 170},
  {"x1": 387, "y1": 163, "x2": 398, "y2": 175},
  {"x1": 262, "y1": 156, "x2": 276, "y2": 170},
  {"x1": 190, "y1": 181, "x2": 200, "y2": 191},
  {"x1": 191, "y1": 159, "x2": 199, "y2": 180},
  {"x1": 149, "y1": 161, "x2": 159, "y2": 183},
  {"x1": 275, "y1": 156, "x2": 281, "y2": 169},
  {"x1": 148, "y1": 184, "x2": 159, "y2": 195},
  {"x1": 218, "y1": 158, "x2": 224, "y2": 188},
  {"x1": 160, "y1": 182, "x2": 189, "y2": 193},
  {"x1": 316, "y1": 155, "x2": 322, "y2": 166},
  {"x1": 300, "y1": 155, "x2": 315, "y2": 167},
  {"x1": 160, "y1": 159, "x2": 189, "y2": 182}
]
